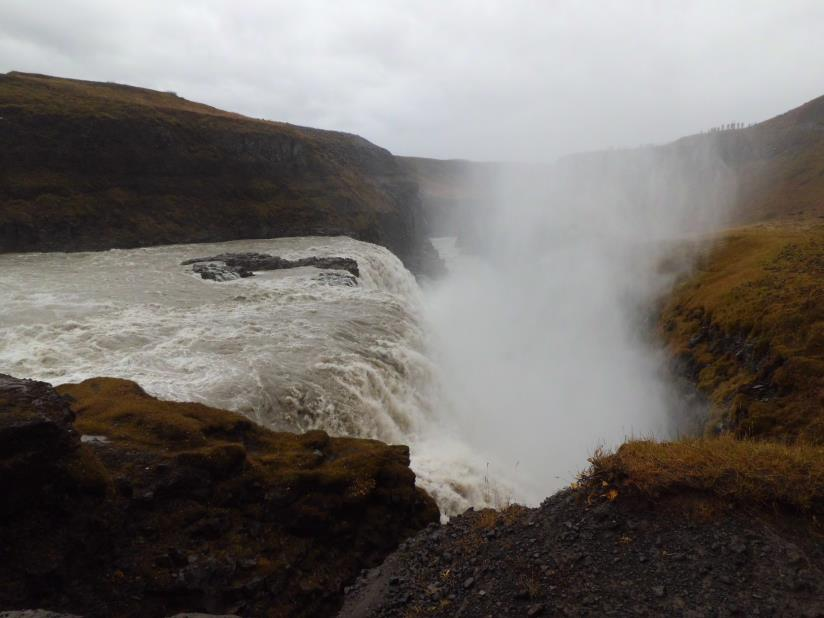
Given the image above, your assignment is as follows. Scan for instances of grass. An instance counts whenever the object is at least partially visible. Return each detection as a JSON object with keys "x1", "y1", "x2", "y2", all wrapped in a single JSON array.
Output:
[
  {"x1": 660, "y1": 221, "x2": 824, "y2": 443},
  {"x1": 586, "y1": 435, "x2": 824, "y2": 514},
  {"x1": 56, "y1": 377, "x2": 436, "y2": 504}
]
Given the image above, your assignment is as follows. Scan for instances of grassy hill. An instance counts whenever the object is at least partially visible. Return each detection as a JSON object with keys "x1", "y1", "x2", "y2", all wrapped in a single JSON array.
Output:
[
  {"x1": 661, "y1": 221, "x2": 824, "y2": 444},
  {"x1": 0, "y1": 72, "x2": 438, "y2": 273},
  {"x1": 654, "y1": 99, "x2": 824, "y2": 443}
]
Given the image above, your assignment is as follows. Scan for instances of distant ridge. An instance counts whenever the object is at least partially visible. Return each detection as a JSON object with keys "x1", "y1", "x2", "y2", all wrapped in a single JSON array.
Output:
[{"x1": 400, "y1": 93, "x2": 824, "y2": 233}]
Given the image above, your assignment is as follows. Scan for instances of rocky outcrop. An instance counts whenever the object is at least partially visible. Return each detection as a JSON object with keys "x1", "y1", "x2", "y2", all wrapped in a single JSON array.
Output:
[
  {"x1": 0, "y1": 613, "x2": 234, "y2": 618},
  {"x1": 0, "y1": 374, "x2": 79, "y2": 476},
  {"x1": 181, "y1": 252, "x2": 360, "y2": 282},
  {"x1": 341, "y1": 489, "x2": 824, "y2": 617},
  {"x1": 0, "y1": 375, "x2": 438, "y2": 617},
  {"x1": 0, "y1": 72, "x2": 443, "y2": 276},
  {"x1": 0, "y1": 612, "x2": 83, "y2": 618}
]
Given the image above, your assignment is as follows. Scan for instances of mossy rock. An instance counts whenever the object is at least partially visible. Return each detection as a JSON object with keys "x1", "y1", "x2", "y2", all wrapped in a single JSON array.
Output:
[{"x1": 0, "y1": 375, "x2": 438, "y2": 617}]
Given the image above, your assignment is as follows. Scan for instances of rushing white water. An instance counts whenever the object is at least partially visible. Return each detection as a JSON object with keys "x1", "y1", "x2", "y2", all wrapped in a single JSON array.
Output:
[
  {"x1": 420, "y1": 143, "x2": 735, "y2": 505},
  {"x1": 0, "y1": 235, "x2": 513, "y2": 515}
]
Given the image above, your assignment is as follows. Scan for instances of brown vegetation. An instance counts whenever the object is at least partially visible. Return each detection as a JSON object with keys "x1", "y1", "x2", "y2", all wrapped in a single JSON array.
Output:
[
  {"x1": 586, "y1": 436, "x2": 824, "y2": 515},
  {"x1": 0, "y1": 374, "x2": 438, "y2": 617},
  {"x1": 660, "y1": 222, "x2": 824, "y2": 443}
]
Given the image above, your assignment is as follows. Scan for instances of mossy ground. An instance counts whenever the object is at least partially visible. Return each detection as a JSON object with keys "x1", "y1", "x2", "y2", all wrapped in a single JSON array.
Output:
[
  {"x1": 58, "y1": 377, "x2": 436, "y2": 515},
  {"x1": 585, "y1": 436, "x2": 824, "y2": 515},
  {"x1": 660, "y1": 220, "x2": 824, "y2": 443},
  {"x1": 0, "y1": 376, "x2": 438, "y2": 617}
]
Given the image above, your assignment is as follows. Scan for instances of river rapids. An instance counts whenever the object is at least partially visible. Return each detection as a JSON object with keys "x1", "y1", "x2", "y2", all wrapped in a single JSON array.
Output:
[{"x1": 0, "y1": 236, "x2": 517, "y2": 516}]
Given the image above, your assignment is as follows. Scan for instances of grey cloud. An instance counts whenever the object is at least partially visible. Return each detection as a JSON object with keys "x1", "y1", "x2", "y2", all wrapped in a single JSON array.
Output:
[{"x1": 1, "y1": 0, "x2": 823, "y2": 160}]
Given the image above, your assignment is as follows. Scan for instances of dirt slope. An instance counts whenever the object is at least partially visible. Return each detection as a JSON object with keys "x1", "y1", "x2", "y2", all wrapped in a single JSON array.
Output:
[{"x1": 341, "y1": 437, "x2": 824, "y2": 617}]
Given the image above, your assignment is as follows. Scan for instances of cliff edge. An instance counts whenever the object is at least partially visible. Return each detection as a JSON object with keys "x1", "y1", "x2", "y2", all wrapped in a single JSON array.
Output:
[
  {"x1": 0, "y1": 72, "x2": 441, "y2": 275},
  {"x1": 0, "y1": 375, "x2": 438, "y2": 617}
]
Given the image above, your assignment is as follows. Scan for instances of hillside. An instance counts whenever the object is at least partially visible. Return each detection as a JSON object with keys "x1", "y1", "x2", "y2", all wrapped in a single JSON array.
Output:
[
  {"x1": 400, "y1": 93, "x2": 824, "y2": 233},
  {"x1": 661, "y1": 222, "x2": 824, "y2": 444},
  {"x1": 0, "y1": 72, "x2": 440, "y2": 274},
  {"x1": 397, "y1": 157, "x2": 495, "y2": 235}
]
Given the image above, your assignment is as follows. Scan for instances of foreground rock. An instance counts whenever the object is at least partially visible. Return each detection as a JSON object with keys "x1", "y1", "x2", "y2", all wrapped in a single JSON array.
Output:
[
  {"x1": 0, "y1": 609, "x2": 239, "y2": 618},
  {"x1": 182, "y1": 252, "x2": 360, "y2": 282},
  {"x1": 0, "y1": 375, "x2": 438, "y2": 617},
  {"x1": 341, "y1": 491, "x2": 823, "y2": 617}
]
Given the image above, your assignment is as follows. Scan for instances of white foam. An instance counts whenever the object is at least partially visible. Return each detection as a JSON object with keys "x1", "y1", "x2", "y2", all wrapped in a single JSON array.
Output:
[{"x1": 0, "y1": 236, "x2": 507, "y2": 515}]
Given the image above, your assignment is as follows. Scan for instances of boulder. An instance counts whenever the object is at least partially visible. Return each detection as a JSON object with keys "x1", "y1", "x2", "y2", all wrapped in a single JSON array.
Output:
[{"x1": 182, "y1": 252, "x2": 360, "y2": 281}]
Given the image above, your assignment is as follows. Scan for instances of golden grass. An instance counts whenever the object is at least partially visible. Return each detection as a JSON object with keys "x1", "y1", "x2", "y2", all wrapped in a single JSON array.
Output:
[
  {"x1": 56, "y1": 377, "x2": 425, "y2": 498},
  {"x1": 660, "y1": 221, "x2": 824, "y2": 443},
  {"x1": 586, "y1": 436, "x2": 824, "y2": 513}
]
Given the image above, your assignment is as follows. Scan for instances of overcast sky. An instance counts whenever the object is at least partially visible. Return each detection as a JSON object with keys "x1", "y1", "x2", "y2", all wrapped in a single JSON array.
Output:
[{"x1": 1, "y1": 1, "x2": 823, "y2": 161}]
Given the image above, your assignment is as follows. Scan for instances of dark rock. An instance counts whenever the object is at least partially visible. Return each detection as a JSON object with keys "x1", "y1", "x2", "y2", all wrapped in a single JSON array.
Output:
[
  {"x1": 339, "y1": 486, "x2": 824, "y2": 618},
  {"x1": 190, "y1": 262, "x2": 252, "y2": 281},
  {"x1": 0, "y1": 374, "x2": 79, "y2": 464},
  {"x1": 0, "y1": 609, "x2": 81, "y2": 618},
  {"x1": 165, "y1": 614, "x2": 241, "y2": 618},
  {"x1": 0, "y1": 375, "x2": 439, "y2": 618},
  {"x1": 183, "y1": 252, "x2": 360, "y2": 281}
]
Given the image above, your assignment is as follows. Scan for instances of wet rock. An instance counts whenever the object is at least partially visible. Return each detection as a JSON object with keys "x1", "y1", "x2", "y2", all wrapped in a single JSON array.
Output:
[
  {"x1": 183, "y1": 252, "x2": 360, "y2": 281},
  {"x1": 0, "y1": 374, "x2": 79, "y2": 465},
  {"x1": 190, "y1": 261, "x2": 252, "y2": 281}
]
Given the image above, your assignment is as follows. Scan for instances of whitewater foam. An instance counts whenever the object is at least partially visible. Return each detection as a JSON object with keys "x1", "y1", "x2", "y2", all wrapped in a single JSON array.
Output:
[{"x1": 0, "y1": 235, "x2": 510, "y2": 515}]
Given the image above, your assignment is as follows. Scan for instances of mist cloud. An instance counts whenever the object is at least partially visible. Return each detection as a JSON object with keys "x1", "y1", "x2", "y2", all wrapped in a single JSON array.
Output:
[
  {"x1": 423, "y1": 140, "x2": 736, "y2": 502},
  {"x1": 1, "y1": 1, "x2": 823, "y2": 161}
]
